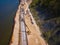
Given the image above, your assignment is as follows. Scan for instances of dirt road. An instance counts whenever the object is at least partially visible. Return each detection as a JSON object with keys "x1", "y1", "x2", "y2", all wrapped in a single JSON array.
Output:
[
  {"x1": 10, "y1": 0, "x2": 48, "y2": 45},
  {"x1": 24, "y1": 8, "x2": 48, "y2": 45}
]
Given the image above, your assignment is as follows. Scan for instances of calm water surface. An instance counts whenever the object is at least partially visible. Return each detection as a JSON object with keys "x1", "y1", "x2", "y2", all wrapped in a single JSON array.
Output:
[{"x1": 0, "y1": 0, "x2": 19, "y2": 45}]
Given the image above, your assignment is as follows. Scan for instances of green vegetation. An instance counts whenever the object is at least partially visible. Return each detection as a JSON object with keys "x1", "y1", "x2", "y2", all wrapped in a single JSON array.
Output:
[{"x1": 30, "y1": 0, "x2": 60, "y2": 45}]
